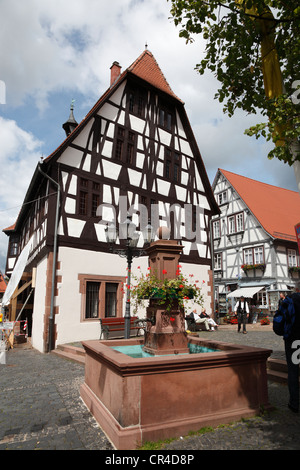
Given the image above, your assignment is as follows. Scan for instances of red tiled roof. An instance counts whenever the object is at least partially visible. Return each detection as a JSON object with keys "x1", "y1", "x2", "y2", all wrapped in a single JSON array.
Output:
[
  {"x1": 220, "y1": 169, "x2": 300, "y2": 242},
  {"x1": 0, "y1": 272, "x2": 7, "y2": 294},
  {"x1": 128, "y1": 49, "x2": 183, "y2": 102},
  {"x1": 3, "y1": 223, "x2": 16, "y2": 233}
]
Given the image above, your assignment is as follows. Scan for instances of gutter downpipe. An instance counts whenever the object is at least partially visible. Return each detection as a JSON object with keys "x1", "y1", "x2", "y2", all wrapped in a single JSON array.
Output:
[
  {"x1": 37, "y1": 163, "x2": 60, "y2": 353},
  {"x1": 209, "y1": 217, "x2": 216, "y2": 323}
]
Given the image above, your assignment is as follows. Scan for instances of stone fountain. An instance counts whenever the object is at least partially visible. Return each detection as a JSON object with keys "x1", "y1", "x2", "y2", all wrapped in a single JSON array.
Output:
[{"x1": 80, "y1": 239, "x2": 272, "y2": 450}]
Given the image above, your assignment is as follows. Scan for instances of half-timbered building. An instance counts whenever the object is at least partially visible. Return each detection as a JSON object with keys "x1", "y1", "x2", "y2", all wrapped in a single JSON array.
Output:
[
  {"x1": 2, "y1": 49, "x2": 219, "y2": 352},
  {"x1": 212, "y1": 169, "x2": 300, "y2": 320}
]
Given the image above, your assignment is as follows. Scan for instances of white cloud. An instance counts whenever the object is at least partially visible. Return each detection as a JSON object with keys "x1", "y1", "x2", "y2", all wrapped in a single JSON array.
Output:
[{"x1": 0, "y1": 117, "x2": 42, "y2": 270}]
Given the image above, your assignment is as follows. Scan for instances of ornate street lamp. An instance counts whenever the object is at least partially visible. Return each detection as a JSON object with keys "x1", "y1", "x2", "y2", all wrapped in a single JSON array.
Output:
[{"x1": 105, "y1": 215, "x2": 155, "y2": 339}]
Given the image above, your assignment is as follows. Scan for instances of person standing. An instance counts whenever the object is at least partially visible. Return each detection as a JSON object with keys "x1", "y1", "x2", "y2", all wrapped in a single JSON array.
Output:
[
  {"x1": 285, "y1": 285, "x2": 300, "y2": 413},
  {"x1": 234, "y1": 296, "x2": 249, "y2": 334}
]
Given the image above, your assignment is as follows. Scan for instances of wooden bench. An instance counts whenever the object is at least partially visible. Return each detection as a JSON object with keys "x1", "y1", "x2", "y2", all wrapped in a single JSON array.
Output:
[{"x1": 99, "y1": 316, "x2": 143, "y2": 340}]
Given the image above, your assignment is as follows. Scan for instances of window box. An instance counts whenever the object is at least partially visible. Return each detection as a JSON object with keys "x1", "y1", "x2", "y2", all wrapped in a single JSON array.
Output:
[
  {"x1": 288, "y1": 266, "x2": 300, "y2": 278},
  {"x1": 241, "y1": 263, "x2": 266, "y2": 277}
]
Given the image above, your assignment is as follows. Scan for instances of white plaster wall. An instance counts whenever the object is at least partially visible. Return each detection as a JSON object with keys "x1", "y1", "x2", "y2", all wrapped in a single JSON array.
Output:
[
  {"x1": 31, "y1": 255, "x2": 48, "y2": 353},
  {"x1": 180, "y1": 262, "x2": 212, "y2": 315},
  {"x1": 55, "y1": 247, "x2": 149, "y2": 345}
]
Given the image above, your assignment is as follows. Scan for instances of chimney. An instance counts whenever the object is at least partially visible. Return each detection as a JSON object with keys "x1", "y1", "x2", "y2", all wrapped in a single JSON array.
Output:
[{"x1": 110, "y1": 61, "x2": 121, "y2": 86}]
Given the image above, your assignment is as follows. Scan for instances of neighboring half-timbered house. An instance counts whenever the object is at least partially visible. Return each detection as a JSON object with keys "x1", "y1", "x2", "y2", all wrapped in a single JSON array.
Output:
[
  {"x1": 212, "y1": 169, "x2": 300, "y2": 320},
  {"x1": 3, "y1": 49, "x2": 219, "y2": 352}
]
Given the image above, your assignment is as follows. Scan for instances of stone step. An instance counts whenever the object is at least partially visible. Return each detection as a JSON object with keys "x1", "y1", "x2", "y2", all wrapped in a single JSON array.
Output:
[
  {"x1": 267, "y1": 369, "x2": 288, "y2": 384},
  {"x1": 52, "y1": 344, "x2": 85, "y2": 365},
  {"x1": 267, "y1": 358, "x2": 287, "y2": 373},
  {"x1": 267, "y1": 357, "x2": 300, "y2": 385},
  {"x1": 267, "y1": 358, "x2": 288, "y2": 384}
]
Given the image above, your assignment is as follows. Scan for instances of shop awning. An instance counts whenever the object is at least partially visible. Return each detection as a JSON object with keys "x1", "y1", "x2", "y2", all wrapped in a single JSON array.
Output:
[
  {"x1": 227, "y1": 286, "x2": 264, "y2": 299},
  {"x1": 2, "y1": 237, "x2": 33, "y2": 307}
]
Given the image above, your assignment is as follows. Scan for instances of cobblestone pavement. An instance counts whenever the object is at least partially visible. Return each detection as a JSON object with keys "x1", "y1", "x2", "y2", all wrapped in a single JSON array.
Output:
[
  {"x1": 0, "y1": 325, "x2": 299, "y2": 451},
  {"x1": 0, "y1": 345, "x2": 113, "y2": 450}
]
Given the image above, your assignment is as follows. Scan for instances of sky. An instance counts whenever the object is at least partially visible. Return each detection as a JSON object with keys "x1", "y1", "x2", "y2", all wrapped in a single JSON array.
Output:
[{"x1": 0, "y1": 0, "x2": 298, "y2": 273}]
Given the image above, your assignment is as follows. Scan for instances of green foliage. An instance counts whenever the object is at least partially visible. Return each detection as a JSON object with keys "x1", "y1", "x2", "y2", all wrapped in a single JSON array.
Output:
[{"x1": 168, "y1": 0, "x2": 300, "y2": 164}]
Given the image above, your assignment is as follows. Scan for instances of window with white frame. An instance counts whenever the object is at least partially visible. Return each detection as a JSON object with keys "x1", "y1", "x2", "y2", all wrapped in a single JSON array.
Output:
[
  {"x1": 228, "y1": 215, "x2": 235, "y2": 234},
  {"x1": 214, "y1": 253, "x2": 222, "y2": 270},
  {"x1": 244, "y1": 248, "x2": 253, "y2": 264},
  {"x1": 243, "y1": 246, "x2": 264, "y2": 265},
  {"x1": 257, "y1": 291, "x2": 268, "y2": 307},
  {"x1": 217, "y1": 191, "x2": 227, "y2": 205},
  {"x1": 213, "y1": 220, "x2": 221, "y2": 239},
  {"x1": 288, "y1": 249, "x2": 297, "y2": 267},
  {"x1": 227, "y1": 212, "x2": 244, "y2": 234},
  {"x1": 236, "y1": 213, "x2": 244, "y2": 232},
  {"x1": 254, "y1": 246, "x2": 264, "y2": 264}
]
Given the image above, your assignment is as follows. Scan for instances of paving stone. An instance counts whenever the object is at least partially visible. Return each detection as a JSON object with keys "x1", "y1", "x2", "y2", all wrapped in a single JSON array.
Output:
[{"x1": 0, "y1": 328, "x2": 299, "y2": 450}]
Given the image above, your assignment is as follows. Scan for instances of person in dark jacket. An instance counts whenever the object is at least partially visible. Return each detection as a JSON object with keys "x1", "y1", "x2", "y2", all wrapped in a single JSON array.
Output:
[
  {"x1": 234, "y1": 296, "x2": 249, "y2": 334},
  {"x1": 285, "y1": 284, "x2": 300, "y2": 413}
]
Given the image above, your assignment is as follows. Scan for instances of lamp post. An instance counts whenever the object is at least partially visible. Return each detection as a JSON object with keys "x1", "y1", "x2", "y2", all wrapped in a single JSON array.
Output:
[{"x1": 105, "y1": 215, "x2": 155, "y2": 339}]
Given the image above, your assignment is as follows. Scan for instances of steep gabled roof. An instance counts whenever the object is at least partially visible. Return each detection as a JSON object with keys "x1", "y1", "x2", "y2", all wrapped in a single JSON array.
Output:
[
  {"x1": 128, "y1": 49, "x2": 183, "y2": 103},
  {"x1": 218, "y1": 169, "x2": 300, "y2": 242}
]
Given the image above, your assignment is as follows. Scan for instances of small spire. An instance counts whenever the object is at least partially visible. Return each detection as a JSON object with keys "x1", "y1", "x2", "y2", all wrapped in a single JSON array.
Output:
[
  {"x1": 145, "y1": 41, "x2": 148, "y2": 50},
  {"x1": 62, "y1": 100, "x2": 78, "y2": 137}
]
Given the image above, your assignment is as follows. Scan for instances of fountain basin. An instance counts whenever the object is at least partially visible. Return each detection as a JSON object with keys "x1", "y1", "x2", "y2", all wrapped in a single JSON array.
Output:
[{"x1": 80, "y1": 336, "x2": 272, "y2": 450}]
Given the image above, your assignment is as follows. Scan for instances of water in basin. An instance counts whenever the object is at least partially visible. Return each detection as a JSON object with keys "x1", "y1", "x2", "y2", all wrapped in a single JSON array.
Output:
[{"x1": 111, "y1": 343, "x2": 218, "y2": 358}]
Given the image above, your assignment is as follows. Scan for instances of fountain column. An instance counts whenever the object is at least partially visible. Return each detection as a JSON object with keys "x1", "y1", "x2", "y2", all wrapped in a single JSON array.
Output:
[{"x1": 143, "y1": 239, "x2": 189, "y2": 355}]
